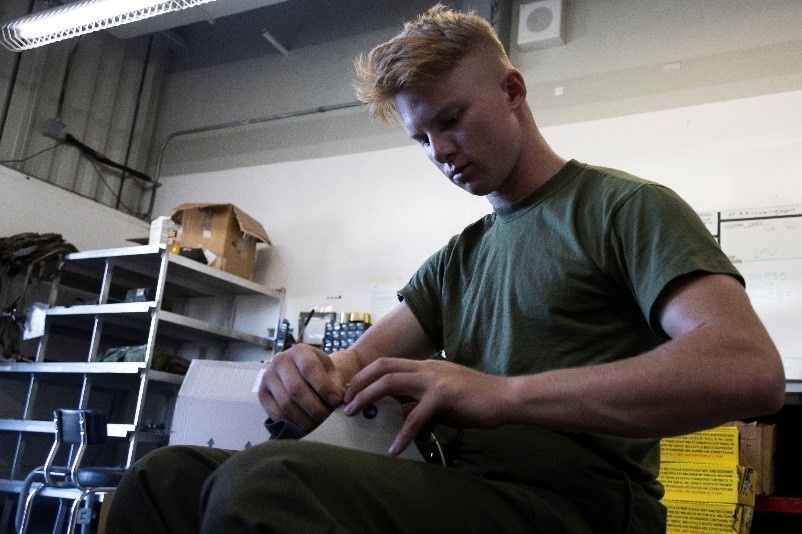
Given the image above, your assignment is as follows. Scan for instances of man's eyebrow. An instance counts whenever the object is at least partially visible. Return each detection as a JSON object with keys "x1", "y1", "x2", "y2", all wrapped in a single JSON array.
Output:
[{"x1": 416, "y1": 103, "x2": 462, "y2": 131}]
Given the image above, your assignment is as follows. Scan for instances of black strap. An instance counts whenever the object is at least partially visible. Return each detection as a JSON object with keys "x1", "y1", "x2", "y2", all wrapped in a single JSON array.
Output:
[{"x1": 264, "y1": 418, "x2": 306, "y2": 440}]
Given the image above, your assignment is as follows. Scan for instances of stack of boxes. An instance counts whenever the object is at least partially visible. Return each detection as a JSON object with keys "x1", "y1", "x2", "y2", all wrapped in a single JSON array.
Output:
[
  {"x1": 659, "y1": 423, "x2": 775, "y2": 534},
  {"x1": 321, "y1": 312, "x2": 371, "y2": 354}
]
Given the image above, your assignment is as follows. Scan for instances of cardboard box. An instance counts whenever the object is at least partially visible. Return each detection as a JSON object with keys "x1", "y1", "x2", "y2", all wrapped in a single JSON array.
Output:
[
  {"x1": 663, "y1": 500, "x2": 753, "y2": 534},
  {"x1": 661, "y1": 426, "x2": 740, "y2": 466},
  {"x1": 735, "y1": 421, "x2": 776, "y2": 495},
  {"x1": 169, "y1": 360, "x2": 269, "y2": 450},
  {"x1": 172, "y1": 203, "x2": 272, "y2": 280},
  {"x1": 659, "y1": 463, "x2": 757, "y2": 506},
  {"x1": 660, "y1": 423, "x2": 775, "y2": 495}
]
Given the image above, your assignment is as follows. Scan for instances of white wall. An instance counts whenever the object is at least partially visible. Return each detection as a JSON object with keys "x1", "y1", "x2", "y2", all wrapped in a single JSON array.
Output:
[
  {"x1": 152, "y1": 144, "x2": 490, "y2": 324},
  {"x1": 0, "y1": 165, "x2": 148, "y2": 251},
  {"x1": 153, "y1": 89, "x2": 802, "y2": 327},
  {"x1": 543, "y1": 90, "x2": 802, "y2": 212}
]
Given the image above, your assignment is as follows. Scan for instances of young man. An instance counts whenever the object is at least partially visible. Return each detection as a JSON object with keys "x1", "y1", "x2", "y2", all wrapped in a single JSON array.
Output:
[{"x1": 107, "y1": 5, "x2": 785, "y2": 533}]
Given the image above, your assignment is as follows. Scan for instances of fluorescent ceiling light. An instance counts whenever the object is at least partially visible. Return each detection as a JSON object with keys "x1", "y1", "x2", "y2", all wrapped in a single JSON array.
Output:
[{"x1": 1, "y1": 0, "x2": 216, "y2": 52}]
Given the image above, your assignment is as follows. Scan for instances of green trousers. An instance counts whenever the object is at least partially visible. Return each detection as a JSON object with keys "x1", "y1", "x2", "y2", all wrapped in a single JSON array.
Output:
[{"x1": 105, "y1": 436, "x2": 665, "y2": 533}]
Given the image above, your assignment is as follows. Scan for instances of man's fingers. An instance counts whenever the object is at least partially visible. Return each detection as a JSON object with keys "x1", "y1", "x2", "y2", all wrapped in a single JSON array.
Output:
[
  {"x1": 262, "y1": 367, "x2": 318, "y2": 431},
  {"x1": 275, "y1": 360, "x2": 334, "y2": 427},
  {"x1": 389, "y1": 394, "x2": 438, "y2": 456},
  {"x1": 344, "y1": 357, "x2": 420, "y2": 403},
  {"x1": 297, "y1": 350, "x2": 345, "y2": 408},
  {"x1": 259, "y1": 347, "x2": 341, "y2": 431}
]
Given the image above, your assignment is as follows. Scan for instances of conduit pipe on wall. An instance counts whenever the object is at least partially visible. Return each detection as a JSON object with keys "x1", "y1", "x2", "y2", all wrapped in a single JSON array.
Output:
[
  {"x1": 147, "y1": 99, "x2": 365, "y2": 218},
  {"x1": 117, "y1": 35, "x2": 154, "y2": 211}
]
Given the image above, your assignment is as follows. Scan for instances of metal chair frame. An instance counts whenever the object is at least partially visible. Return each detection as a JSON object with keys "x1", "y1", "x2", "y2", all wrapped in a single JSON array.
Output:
[{"x1": 16, "y1": 409, "x2": 125, "y2": 534}]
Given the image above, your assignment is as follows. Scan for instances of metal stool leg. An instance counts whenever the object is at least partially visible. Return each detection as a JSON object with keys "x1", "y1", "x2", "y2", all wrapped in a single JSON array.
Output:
[
  {"x1": 17, "y1": 483, "x2": 45, "y2": 534},
  {"x1": 67, "y1": 490, "x2": 91, "y2": 534}
]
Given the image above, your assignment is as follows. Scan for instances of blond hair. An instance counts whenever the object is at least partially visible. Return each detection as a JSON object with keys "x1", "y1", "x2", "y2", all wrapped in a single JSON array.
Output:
[{"x1": 354, "y1": 4, "x2": 511, "y2": 123}]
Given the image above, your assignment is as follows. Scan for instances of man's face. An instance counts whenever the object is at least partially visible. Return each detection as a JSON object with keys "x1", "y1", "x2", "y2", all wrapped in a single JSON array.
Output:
[{"x1": 393, "y1": 52, "x2": 523, "y2": 200}]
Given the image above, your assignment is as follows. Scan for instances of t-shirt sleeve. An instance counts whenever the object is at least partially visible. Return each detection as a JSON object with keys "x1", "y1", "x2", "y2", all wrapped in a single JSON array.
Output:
[
  {"x1": 396, "y1": 239, "x2": 456, "y2": 349},
  {"x1": 606, "y1": 184, "x2": 744, "y2": 336}
]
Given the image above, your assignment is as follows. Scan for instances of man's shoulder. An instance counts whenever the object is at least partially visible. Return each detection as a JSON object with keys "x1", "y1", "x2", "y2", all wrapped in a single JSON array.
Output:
[
  {"x1": 572, "y1": 161, "x2": 659, "y2": 191},
  {"x1": 567, "y1": 160, "x2": 679, "y2": 210}
]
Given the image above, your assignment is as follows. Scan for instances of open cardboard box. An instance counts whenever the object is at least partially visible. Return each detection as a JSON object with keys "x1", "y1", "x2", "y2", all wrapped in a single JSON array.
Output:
[{"x1": 172, "y1": 203, "x2": 272, "y2": 280}]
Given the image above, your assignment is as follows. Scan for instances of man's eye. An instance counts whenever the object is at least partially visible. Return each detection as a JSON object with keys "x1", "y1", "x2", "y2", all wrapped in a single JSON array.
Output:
[{"x1": 443, "y1": 113, "x2": 460, "y2": 128}]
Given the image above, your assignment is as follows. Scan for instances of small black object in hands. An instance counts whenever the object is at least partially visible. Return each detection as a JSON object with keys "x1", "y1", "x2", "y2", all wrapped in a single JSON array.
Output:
[{"x1": 362, "y1": 404, "x2": 378, "y2": 419}]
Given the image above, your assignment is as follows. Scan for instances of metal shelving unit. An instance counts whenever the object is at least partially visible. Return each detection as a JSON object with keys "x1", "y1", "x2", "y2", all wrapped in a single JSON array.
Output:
[{"x1": 0, "y1": 244, "x2": 284, "y2": 529}]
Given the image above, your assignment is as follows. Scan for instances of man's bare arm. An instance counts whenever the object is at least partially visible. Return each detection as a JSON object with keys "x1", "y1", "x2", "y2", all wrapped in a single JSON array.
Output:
[{"x1": 344, "y1": 273, "x2": 786, "y2": 454}]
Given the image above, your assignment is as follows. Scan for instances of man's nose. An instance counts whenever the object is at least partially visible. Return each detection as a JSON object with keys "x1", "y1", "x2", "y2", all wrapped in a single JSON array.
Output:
[{"x1": 429, "y1": 134, "x2": 456, "y2": 164}]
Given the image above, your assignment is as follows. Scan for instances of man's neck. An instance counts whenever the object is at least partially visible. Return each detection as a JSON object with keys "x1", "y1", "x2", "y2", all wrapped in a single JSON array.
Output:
[{"x1": 487, "y1": 148, "x2": 567, "y2": 209}]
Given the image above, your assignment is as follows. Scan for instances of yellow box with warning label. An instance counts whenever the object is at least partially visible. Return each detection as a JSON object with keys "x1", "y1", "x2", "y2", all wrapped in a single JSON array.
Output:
[
  {"x1": 661, "y1": 426, "x2": 740, "y2": 465},
  {"x1": 664, "y1": 500, "x2": 753, "y2": 534},
  {"x1": 659, "y1": 463, "x2": 757, "y2": 506}
]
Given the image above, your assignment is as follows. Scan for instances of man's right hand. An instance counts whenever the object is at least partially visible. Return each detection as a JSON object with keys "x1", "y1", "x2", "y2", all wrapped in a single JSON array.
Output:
[{"x1": 257, "y1": 344, "x2": 347, "y2": 433}]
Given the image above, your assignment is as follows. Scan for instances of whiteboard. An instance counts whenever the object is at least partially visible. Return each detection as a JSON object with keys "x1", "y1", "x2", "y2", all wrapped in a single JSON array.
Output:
[{"x1": 718, "y1": 206, "x2": 802, "y2": 380}]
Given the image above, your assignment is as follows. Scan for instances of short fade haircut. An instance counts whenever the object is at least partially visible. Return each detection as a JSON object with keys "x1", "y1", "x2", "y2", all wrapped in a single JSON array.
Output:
[{"x1": 353, "y1": 3, "x2": 512, "y2": 124}]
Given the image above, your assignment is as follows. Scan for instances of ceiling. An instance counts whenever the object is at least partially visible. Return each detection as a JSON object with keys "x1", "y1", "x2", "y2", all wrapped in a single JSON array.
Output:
[{"x1": 106, "y1": 0, "x2": 447, "y2": 72}]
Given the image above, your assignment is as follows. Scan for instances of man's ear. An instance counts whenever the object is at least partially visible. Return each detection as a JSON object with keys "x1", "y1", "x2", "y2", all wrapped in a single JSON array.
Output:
[{"x1": 502, "y1": 69, "x2": 527, "y2": 109}]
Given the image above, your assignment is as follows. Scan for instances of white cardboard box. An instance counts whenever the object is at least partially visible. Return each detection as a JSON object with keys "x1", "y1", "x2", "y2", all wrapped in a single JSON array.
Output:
[{"x1": 169, "y1": 360, "x2": 269, "y2": 450}]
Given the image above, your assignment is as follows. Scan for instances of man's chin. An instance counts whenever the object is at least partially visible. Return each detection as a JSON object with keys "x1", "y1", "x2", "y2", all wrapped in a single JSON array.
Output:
[{"x1": 454, "y1": 180, "x2": 489, "y2": 197}]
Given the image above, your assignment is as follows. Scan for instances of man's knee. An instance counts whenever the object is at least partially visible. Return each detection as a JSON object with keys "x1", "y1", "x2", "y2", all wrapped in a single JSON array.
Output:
[
  {"x1": 108, "y1": 445, "x2": 233, "y2": 533},
  {"x1": 202, "y1": 441, "x2": 316, "y2": 501},
  {"x1": 118, "y1": 446, "x2": 215, "y2": 490},
  {"x1": 200, "y1": 441, "x2": 361, "y2": 532}
]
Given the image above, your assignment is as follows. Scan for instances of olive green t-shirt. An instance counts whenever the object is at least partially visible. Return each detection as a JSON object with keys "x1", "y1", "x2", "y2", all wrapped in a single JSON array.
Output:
[{"x1": 398, "y1": 160, "x2": 742, "y2": 497}]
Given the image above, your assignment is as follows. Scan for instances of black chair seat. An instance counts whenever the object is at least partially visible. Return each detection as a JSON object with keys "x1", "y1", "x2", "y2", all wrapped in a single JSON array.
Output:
[
  {"x1": 75, "y1": 466, "x2": 126, "y2": 487},
  {"x1": 28, "y1": 466, "x2": 126, "y2": 489}
]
